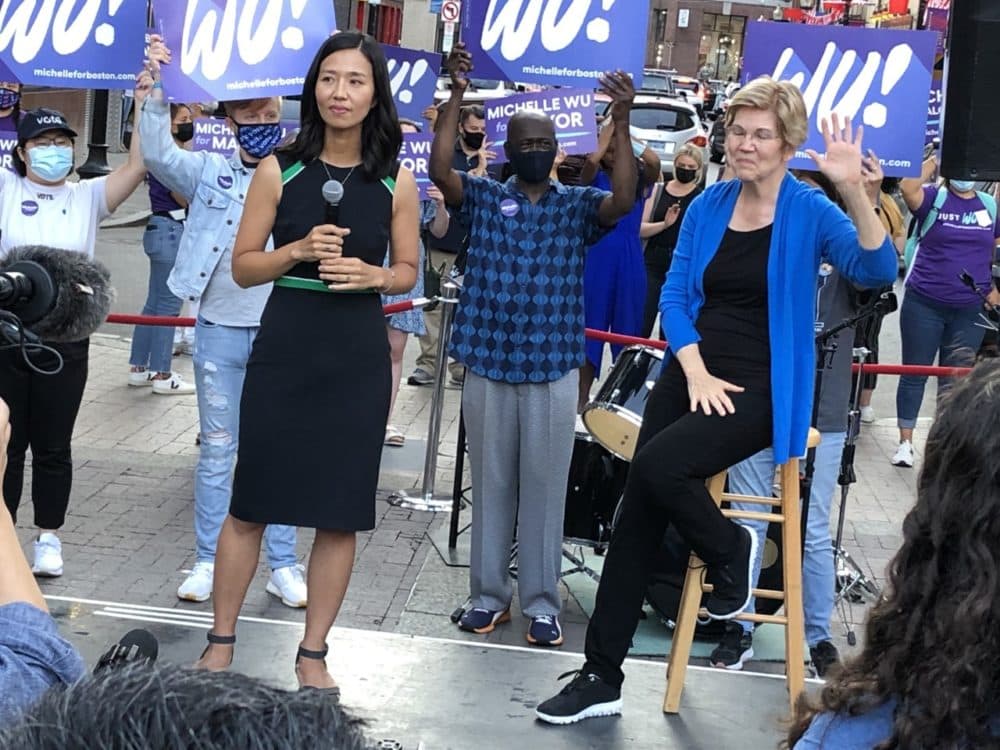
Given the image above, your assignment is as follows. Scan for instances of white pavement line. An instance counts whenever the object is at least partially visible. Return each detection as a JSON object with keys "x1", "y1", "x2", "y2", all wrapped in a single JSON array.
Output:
[{"x1": 52, "y1": 595, "x2": 821, "y2": 684}]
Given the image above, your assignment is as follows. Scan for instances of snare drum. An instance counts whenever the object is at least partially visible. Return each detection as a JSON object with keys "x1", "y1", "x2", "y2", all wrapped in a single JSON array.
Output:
[
  {"x1": 563, "y1": 432, "x2": 628, "y2": 547},
  {"x1": 582, "y1": 345, "x2": 663, "y2": 461}
]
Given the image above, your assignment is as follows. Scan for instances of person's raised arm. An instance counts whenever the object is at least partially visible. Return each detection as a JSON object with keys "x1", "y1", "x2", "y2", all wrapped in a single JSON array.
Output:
[
  {"x1": 104, "y1": 70, "x2": 149, "y2": 212},
  {"x1": 429, "y1": 44, "x2": 470, "y2": 206},
  {"x1": 806, "y1": 115, "x2": 888, "y2": 251},
  {"x1": 231, "y1": 156, "x2": 349, "y2": 288},
  {"x1": 580, "y1": 118, "x2": 613, "y2": 187},
  {"x1": 426, "y1": 185, "x2": 450, "y2": 239},
  {"x1": 0, "y1": 399, "x2": 45, "y2": 612},
  {"x1": 138, "y1": 34, "x2": 206, "y2": 201},
  {"x1": 901, "y1": 155, "x2": 936, "y2": 213},
  {"x1": 597, "y1": 71, "x2": 639, "y2": 226}
]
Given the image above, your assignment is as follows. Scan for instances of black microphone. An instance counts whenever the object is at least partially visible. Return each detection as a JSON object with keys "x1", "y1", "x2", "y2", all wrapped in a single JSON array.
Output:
[
  {"x1": 0, "y1": 246, "x2": 114, "y2": 342},
  {"x1": 0, "y1": 260, "x2": 57, "y2": 324},
  {"x1": 322, "y1": 179, "x2": 344, "y2": 227}
]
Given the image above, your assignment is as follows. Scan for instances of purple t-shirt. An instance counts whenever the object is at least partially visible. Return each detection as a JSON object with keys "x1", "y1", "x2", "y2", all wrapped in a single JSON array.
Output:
[
  {"x1": 147, "y1": 173, "x2": 183, "y2": 214},
  {"x1": 907, "y1": 186, "x2": 1000, "y2": 305}
]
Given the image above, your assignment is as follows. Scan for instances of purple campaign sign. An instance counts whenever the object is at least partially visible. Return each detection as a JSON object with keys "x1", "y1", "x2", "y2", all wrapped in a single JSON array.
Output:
[
  {"x1": 742, "y1": 22, "x2": 936, "y2": 177},
  {"x1": 484, "y1": 89, "x2": 597, "y2": 163},
  {"x1": 399, "y1": 132, "x2": 433, "y2": 199},
  {"x1": 191, "y1": 118, "x2": 299, "y2": 156},
  {"x1": 0, "y1": 127, "x2": 15, "y2": 172},
  {"x1": 462, "y1": 0, "x2": 648, "y2": 87},
  {"x1": 385, "y1": 45, "x2": 440, "y2": 122},
  {"x1": 0, "y1": 0, "x2": 146, "y2": 88},
  {"x1": 158, "y1": 0, "x2": 338, "y2": 103}
]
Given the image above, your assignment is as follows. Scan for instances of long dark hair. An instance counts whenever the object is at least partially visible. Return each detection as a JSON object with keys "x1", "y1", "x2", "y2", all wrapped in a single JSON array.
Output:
[
  {"x1": 283, "y1": 32, "x2": 400, "y2": 180},
  {"x1": 787, "y1": 359, "x2": 1000, "y2": 749}
]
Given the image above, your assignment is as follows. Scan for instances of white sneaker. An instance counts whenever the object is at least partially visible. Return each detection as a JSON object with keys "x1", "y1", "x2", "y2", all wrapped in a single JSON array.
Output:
[
  {"x1": 152, "y1": 373, "x2": 196, "y2": 395},
  {"x1": 32, "y1": 532, "x2": 63, "y2": 577},
  {"x1": 860, "y1": 406, "x2": 876, "y2": 424},
  {"x1": 266, "y1": 564, "x2": 308, "y2": 608},
  {"x1": 177, "y1": 561, "x2": 214, "y2": 602},
  {"x1": 891, "y1": 440, "x2": 914, "y2": 468},
  {"x1": 128, "y1": 369, "x2": 155, "y2": 387}
]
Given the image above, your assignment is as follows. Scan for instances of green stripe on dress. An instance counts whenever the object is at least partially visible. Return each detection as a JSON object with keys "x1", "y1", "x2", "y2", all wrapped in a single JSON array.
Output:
[
  {"x1": 281, "y1": 161, "x2": 305, "y2": 185},
  {"x1": 274, "y1": 276, "x2": 375, "y2": 295},
  {"x1": 381, "y1": 176, "x2": 396, "y2": 194}
]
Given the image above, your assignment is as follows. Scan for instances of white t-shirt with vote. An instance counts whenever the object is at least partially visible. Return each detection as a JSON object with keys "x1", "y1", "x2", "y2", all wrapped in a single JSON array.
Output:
[{"x1": 0, "y1": 168, "x2": 110, "y2": 258}]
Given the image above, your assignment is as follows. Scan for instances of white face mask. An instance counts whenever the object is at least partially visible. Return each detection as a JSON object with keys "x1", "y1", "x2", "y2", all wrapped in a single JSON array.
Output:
[{"x1": 28, "y1": 144, "x2": 73, "y2": 181}]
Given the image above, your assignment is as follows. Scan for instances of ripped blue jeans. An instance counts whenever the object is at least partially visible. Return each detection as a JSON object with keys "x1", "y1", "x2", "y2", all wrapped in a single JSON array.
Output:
[{"x1": 192, "y1": 318, "x2": 297, "y2": 570}]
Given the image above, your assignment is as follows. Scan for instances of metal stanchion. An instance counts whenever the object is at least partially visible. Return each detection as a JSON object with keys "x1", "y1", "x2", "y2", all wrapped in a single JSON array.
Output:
[{"x1": 388, "y1": 280, "x2": 461, "y2": 512}]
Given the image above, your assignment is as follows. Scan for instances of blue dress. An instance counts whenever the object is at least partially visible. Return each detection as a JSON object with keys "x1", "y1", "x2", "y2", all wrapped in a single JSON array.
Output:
[{"x1": 583, "y1": 170, "x2": 648, "y2": 372}]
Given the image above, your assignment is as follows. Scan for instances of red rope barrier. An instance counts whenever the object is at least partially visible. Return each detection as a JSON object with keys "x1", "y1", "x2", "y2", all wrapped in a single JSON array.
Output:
[{"x1": 105, "y1": 314, "x2": 976, "y2": 378}]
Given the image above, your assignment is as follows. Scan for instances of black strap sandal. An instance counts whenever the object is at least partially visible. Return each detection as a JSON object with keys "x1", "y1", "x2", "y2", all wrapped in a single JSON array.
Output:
[
  {"x1": 93, "y1": 628, "x2": 159, "y2": 676},
  {"x1": 198, "y1": 631, "x2": 236, "y2": 668},
  {"x1": 295, "y1": 644, "x2": 340, "y2": 699}
]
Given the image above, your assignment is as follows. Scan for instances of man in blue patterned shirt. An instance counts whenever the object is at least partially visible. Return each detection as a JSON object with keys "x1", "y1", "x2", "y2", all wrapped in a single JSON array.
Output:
[{"x1": 430, "y1": 43, "x2": 639, "y2": 647}]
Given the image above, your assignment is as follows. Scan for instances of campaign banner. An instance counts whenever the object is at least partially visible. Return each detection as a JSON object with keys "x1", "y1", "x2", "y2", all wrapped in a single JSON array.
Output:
[
  {"x1": 924, "y1": 6, "x2": 948, "y2": 144},
  {"x1": 742, "y1": 22, "x2": 936, "y2": 177},
  {"x1": 191, "y1": 118, "x2": 298, "y2": 156},
  {"x1": 483, "y1": 88, "x2": 597, "y2": 162},
  {"x1": 158, "y1": 0, "x2": 338, "y2": 103},
  {"x1": 462, "y1": 0, "x2": 648, "y2": 88},
  {"x1": 0, "y1": 126, "x2": 15, "y2": 171},
  {"x1": 385, "y1": 45, "x2": 440, "y2": 122},
  {"x1": 399, "y1": 132, "x2": 433, "y2": 199},
  {"x1": 0, "y1": 0, "x2": 147, "y2": 88}
]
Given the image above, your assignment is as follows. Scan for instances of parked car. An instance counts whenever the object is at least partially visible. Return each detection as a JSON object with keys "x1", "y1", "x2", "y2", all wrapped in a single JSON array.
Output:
[
  {"x1": 602, "y1": 95, "x2": 709, "y2": 184},
  {"x1": 671, "y1": 75, "x2": 706, "y2": 119},
  {"x1": 434, "y1": 77, "x2": 518, "y2": 105},
  {"x1": 638, "y1": 70, "x2": 678, "y2": 98}
]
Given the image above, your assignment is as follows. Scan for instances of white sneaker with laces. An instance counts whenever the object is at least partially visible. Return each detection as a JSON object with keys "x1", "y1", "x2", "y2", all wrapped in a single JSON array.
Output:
[
  {"x1": 267, "y1": 564, "x2": 308, "y2": 608},
  {"x1": 152, "y1": 373, "x2": 196, "y2": 395},
  {"x1": 32, "y1": 532, "x2": 63, "y2": 577},
  {"x1": 128, "y1": 369, "x2": 155, "y2": 387},
  {"x1": 891, "y1": 440, "x2": 914, "y2": 468},
  {"x1": 177, "y1": 561, "x2": 214, "y2": 602},
  {"x1": 860, "y1": 406, "x2": 876, "y2": 424}
]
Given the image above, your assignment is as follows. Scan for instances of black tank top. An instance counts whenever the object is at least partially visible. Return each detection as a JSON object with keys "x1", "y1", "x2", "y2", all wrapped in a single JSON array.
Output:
[{"x1": 273, "y1": 154, "x2": 398, "y2": 280}]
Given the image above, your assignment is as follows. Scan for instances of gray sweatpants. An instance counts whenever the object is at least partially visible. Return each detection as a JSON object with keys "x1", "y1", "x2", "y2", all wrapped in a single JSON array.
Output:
[{"x1": 462, "y1": 370, "x2": 577, "y2": 617}]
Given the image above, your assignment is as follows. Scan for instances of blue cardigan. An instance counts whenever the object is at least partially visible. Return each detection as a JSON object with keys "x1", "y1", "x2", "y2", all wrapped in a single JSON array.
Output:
[{"x1": 659, "y1": 173, "x2": 898, "y2": 464}]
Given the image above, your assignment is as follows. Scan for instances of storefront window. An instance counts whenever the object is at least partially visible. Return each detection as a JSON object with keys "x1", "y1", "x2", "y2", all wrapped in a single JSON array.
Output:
[{"x1": 697, "y1": 13, "x2": 746, "y2": 82}]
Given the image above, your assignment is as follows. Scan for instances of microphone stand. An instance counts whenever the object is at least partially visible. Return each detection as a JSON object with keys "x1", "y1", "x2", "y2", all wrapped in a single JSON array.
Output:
[{"x1": 959, "y1": 269, "x2": 1000, "y2": 334}]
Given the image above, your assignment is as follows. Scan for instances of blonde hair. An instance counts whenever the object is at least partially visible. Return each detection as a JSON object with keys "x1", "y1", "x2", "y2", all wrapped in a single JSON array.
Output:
[
  {"x1": 725, "y1": 77, "x2": 808, "y2": 149},
  {"x1": 673, "y1": 143, "x2": 704, "y2": 175}
]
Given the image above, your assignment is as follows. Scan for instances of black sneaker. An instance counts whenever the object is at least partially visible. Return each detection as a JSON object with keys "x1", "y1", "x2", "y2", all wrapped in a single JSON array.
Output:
[
  {"x1": 709, "y1": 621, "x2": 754, "y2": 671},
  {"x1": 810, "y1": 640, "x2": 841, "y2": 678},
  {"x1": 705, "y1": 525, "x2": 758, "y2": 620},
  {"x1": 535, "y1": 670, "x2": 622, "y2": 725}
]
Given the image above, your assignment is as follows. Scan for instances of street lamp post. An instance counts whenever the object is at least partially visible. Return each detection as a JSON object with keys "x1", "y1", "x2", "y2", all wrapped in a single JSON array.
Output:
[{"x1": 77, "y1": 89, "x2": 111, "y2": 180}]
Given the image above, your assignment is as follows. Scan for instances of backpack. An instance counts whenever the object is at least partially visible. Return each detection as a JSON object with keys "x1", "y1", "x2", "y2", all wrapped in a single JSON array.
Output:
[{"x1": 904, "y1": 186, "x2": 998, "y2": 272}]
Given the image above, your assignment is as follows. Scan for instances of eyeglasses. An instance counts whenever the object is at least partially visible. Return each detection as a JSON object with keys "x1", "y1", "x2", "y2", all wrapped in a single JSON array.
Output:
[
  {"x1": 28, "y1": 136, "x2": 72, "y2": 148},
  {"x1": 726, "y1": 126, "x2": 778, "y2": 144}
]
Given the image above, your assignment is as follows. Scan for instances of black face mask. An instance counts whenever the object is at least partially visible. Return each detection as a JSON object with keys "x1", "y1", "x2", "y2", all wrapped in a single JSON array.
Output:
[
  {"x1": 674, "y1": 167, "x2": 698, "y2": 184},
  {"x1": 509, "y1": 148, "x2": 558, "y2": 185},
  {"x1": 174, "y1": 122, "x2": 195, "y2": 143},
  {"x1": 462, "y1": 131, "x2": 485, "y2": 150}
]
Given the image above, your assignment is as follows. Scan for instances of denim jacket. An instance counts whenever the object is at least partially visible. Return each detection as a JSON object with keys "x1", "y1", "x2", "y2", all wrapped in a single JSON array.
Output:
[{"x1": 139, "y1": 98, "x2": 266, "y2": 301}]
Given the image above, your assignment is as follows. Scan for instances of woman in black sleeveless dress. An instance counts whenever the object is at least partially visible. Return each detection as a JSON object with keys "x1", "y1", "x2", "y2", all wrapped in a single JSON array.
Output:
[{"x1": 195, "y1": 32, "x2": 419, "y2": 693}]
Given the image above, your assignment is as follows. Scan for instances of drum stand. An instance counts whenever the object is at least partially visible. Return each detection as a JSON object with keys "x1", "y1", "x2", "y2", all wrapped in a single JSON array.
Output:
[{"x1": 832, "y1": 347, "x2": 882, "y2": 646}]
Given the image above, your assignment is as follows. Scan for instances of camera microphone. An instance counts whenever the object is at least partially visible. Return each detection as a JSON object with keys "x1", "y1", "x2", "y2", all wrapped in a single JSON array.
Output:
[{"x1": 0, "y1": 260, "x2": 57, "y2": 324}]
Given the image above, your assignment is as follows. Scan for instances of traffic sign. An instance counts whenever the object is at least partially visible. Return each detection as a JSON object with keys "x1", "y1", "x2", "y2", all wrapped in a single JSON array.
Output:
[{"x1": 441, "y1": 0, "x2": 461, "y2": 24}]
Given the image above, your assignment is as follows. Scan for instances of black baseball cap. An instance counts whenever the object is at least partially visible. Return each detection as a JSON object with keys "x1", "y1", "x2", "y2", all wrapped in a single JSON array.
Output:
[{"x1": 17, "y1": 108, "x2": 78, "y2": 142}]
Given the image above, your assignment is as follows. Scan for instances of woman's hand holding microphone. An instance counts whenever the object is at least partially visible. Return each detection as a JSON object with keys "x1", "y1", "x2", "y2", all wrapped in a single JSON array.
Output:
[{"x1": 292, "y1": 224, "x2": 390, "y2": 291}]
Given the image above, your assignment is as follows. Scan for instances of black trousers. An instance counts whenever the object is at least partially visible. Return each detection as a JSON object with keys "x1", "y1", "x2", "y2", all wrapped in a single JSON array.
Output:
[
  {"x1": 583, "y1": 362, "x2": 773, "y2": 687},
  {"x1": 0, "y1": 339, "x2": 89, "y2": 528},
  {"x1": 642, "y1": 265, "x2": 667, "y2": 340}
]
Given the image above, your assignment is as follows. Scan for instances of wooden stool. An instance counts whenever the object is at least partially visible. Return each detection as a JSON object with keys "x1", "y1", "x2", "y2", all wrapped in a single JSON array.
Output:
[{"x1": 663, "y1": 428, "x2": 822, "y2": 714}]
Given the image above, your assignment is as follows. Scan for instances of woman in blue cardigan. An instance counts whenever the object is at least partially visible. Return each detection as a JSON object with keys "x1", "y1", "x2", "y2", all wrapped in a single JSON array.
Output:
[{"x1": 536, "y1": 78, "x2": 898, "y2": 725}]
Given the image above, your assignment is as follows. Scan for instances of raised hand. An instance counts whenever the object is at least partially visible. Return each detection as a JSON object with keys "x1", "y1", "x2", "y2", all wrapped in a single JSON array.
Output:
[
  {"x1": 862, "y1": 148, "x2": 884, "y2": 202},
  {"x1": 445, "y1": 42, "x2": 473, "y2": 92},
  {"x1": 805, "y1": 113, "x2": 864, "y2": 188},
  {"x1": 146, "y1": 34, "x2": 170, "y2": 82},
  {"x1": 598, "y1": 70, "x2": 635, "y2": 123},
  {"x1": 134, "y1": 69, "x2": 154, "y2": 105}
]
